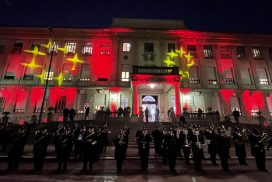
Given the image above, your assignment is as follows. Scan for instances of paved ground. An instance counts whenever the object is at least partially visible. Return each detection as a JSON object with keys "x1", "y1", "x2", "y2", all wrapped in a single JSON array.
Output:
[{"x1": 0, "y1": 159, "x2": 271, "y2": 182}]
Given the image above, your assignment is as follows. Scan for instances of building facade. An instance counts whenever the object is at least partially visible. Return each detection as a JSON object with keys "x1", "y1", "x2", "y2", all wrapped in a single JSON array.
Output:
[{"x1": 0, "y1": 18, "x2": 272, "y2": 122}]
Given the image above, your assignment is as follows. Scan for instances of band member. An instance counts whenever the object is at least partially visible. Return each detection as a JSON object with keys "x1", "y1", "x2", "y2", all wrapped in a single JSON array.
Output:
[
  {"x1": 7, "y1": 126, "x2": 28, "y2": 171},
  {"x1": 81, "y1": 126, "x2": 97, "y2": 172},
  {"x1": 152, "y1": 125, "x2": 163, "y2": 156},
  {"x1": 175, "y1": 126, "x2": 182, "y2": 157},
  {"x1": 180, "y1": 126, "x2": 191, "y2": 165},
  {"x1": 114, "y1": 130, "x2": 128, "y2": 173},
  {"x1": 167, "y1": 128, "x2": 178, "y2": 174},
  {"x1": 191, "y1": 125, "x2": 205, "y2": 171},
  {"x1": 217, "y1": 126, "x2": 231, "y2": 172},
  {"x1": 72, "y1": 123, "x2": 82, "y2": 160},
  {"x1": 101, "y1": 123, "x2": 111, "y2": 152},
  {"x1": 56, "y1": 127, "x2": 73, "y2": 173},
  {"x1": 137, "y1": 128, "x2": 152, "y2": 172},
  {"x1": 161, "y1": 127, "x2": 169, "y2": 165},
  {"x1": 33, "y1": 127, "x2": 51, "y2": 172},
  {"x1": 205, "y1": 122, "x2": 218, "y2": 165},
  {"x1": 249, "y1": 128, "x2": 268, "y2": 172},
  {"x1": 232, "y1": 127, "x2": 248, "y2": 165}
]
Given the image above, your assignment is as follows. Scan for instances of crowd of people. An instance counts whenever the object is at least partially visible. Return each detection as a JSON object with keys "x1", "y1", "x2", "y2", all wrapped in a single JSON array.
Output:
[
  {"x1": 0, "y1": 121, "x2": 111, "y2": 174},
  {"x1": 0, "y1": 115, "x2": 272, "y2": 175},
  {"x1": 132, "y1": 122, "x2": 271, "y2": 174}
]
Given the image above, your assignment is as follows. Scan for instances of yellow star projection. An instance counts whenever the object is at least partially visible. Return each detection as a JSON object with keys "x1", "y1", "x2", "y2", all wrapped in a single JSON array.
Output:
[
  {"x1": 187, "y1": 59, "x2": 195, "y2": 67},
  {"x1": 164, "y1": 47, "x2": 195, "y2": 80},
  {"x1": 35, "y1": 69, "x2": 46, "y2": 85},
  {"x1": 164, "y1": 56, "x2": 176, "y2": 67},
  {"x1": 176, "y1": 47, "x2": 186, "y2": 58},
  {"x1": 57, "y1": 44, "x2": 68, "y2": 53},
  {"x1": 166, "y1": 50, "x2": 178, "y2": 59},
  {"x1": 54, "y1": 72, "x2": 64, "y2": 86},
  {"x1": 21, "y1": 57, "x2": 43, "y2": 69},
  {"x1": 185, "y1": 53, "x2": 193, "y2": 62},
  {"x1": 41, "y1": 40, "x2": 53, "y2": 49},
  {"x1": 24, "y1": 46, "x2": 46, "y2": 56},
  {"x1": 66, "y1": 53, "x2": 84, "y2": 70}
]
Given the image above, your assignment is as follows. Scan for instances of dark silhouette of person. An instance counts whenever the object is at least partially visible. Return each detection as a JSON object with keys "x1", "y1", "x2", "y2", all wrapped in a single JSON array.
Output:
[
  {"x1": 69, "y1": 108, "x2": 76, "y2": 122},
  {"x1": 63, "y1": 108, "x2": 69, "y2": 122},
  {"x1": 155, "y1": 107, "x2": 160, "y2": 122},
  {"x1": 85, "y1": 106, "x2": 90, "y2": 120},
  {"x1": 144, "y1": 107, "x2": 150, "y2": 122},
  {"x1": 232, "y1": 108, "x2": 240, "y2": 124}
]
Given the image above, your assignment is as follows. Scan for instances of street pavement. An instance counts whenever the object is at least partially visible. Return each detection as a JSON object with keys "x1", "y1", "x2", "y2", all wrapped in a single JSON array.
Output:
[{"x1": 0, "y1": 158, "x2": 272, "y2": 182}]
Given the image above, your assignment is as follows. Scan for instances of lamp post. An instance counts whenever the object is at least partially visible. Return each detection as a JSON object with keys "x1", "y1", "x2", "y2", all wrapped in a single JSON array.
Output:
[{"x1": 38, "y1": 43, "x2": 55, "y2": 123}]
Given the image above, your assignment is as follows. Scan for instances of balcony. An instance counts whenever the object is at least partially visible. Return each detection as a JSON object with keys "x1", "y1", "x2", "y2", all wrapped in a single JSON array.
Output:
[{"x1": 132, "y1": 66, "x2": 179, "y2": 75}]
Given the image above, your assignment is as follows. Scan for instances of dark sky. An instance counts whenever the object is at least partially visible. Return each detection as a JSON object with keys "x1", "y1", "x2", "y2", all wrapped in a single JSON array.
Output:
[{"x1": 0, "y1": 0, "x2": 271, "y2": 33}]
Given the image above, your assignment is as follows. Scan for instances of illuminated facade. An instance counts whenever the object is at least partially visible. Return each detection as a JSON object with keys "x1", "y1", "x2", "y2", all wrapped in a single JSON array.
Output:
[{"x1": 0, "y1": 18, "x2": 272, "y2": 122}]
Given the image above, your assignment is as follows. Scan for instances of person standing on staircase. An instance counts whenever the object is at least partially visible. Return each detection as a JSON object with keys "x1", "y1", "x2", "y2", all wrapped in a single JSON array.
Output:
[
  {"x1": 166, "y1": 128, "x2": 178, "y2": 174},
  {"x1": 114, "y1": 129, "x2": 127, "y2": 173},
  {"x1": 144, "y1": 107, "x2": 150, "y2": 122},
  {"x1": 137, "y1": 128, "x2": 152, "y2": 172}
]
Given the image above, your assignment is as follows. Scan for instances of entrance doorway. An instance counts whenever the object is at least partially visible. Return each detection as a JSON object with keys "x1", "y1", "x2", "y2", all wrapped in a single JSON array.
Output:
[{"x1": 142, "y1": 95, "x2": 158, "y2": 122}]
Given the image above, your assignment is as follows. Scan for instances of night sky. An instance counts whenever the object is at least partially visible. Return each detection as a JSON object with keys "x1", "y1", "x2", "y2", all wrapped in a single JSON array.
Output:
[{"x1": 0, "y1": 0, "x2": 271, "y2": 34}]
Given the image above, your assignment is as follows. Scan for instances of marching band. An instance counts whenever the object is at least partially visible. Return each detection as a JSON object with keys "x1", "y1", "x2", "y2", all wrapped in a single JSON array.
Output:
[{"x1": 0, "y1": 121, "x2": 272, "y2": 175}]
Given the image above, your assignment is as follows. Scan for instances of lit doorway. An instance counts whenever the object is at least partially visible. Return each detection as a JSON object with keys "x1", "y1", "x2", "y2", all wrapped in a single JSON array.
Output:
[{"x1": 142, "y1": 95, "x2": 158, "y2": 122}]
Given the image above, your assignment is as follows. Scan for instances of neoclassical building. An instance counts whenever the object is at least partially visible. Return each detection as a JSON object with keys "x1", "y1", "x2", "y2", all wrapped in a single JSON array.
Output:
[{"x1": 0, "y1": 18, "x2": 272, "y2": 122}]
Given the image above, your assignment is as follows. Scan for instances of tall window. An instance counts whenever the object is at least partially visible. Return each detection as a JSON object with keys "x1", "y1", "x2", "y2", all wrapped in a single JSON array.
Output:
[
  {"x1": 206, "y1": 66, "x2": 217, "y2": 84},
  {"x1": 66, "y1": 42, "x2": 76, "y2": 54},
  {"x1": 80, "y1": 64, "x2": 90, "y2": 81},
  {"x1": 122, "y1": 43, "x2": 131, "y2": 52},
  {"x1": 82, "y1": 43, "x2": 93, "y2": 55},
  {"x1": 143, "y1": 43, "x2": 154, "y2": 61},
  {"x1": 257, "y1": 68, "x2": 269, "y2": 85},
  {"x1": 121, "y1": 72, "x2": 130, "y2": 82},
  {"x1": 236, "y1": 46, "x2": 247, "y2": 59},
  {"x1": 203, "y1": 45, "x2": 214, "y2": 59},
  {"x1": 55, "y1": 96, "x2": 66, "y2": 113},
  {"x1": 190, "y1": 66, "x2": 200, "y2": 84},
  {"x1": 49, "y1": 42, "x2": 58, "y2": 54},
  {"x1": 224, "y1": 68, "x2": 235, "y2": 84},
  {"x1": 23, "y1": 65, "x2": 34, "y2": 80},
  {"x1": 144, "y1": 43, "x2": 154, "y2": 52},
  {"x1": 187, "y1": 45, "x2": 197, "y2": 57},
  {"x1": 121, "y1": 64, "x2": 130, "y2": 82},
  {"x1": 220, "y1": 46, "x2": 232, "y2": 59},
  {"x1": 44, "y1": 72, "x2": 54, "y2": 80},
  {"x1": 30, "y1": 43, "x2": 40, "y2": 51},
  {"x1": 12, "y1": 42, "x2": 23, "y2": 54},
  {"x1": 252, "y1": 47, "x2": 262, "y2": 59},
  {"x1": 168, "y1": 43, "x2": 176, "y2": 52},
  {"x1": 62, "y1": 63, "x2": 73, "y2": 81},
  {"x1": 240, "y1": 68, "x2": 252, "y2": 85}
]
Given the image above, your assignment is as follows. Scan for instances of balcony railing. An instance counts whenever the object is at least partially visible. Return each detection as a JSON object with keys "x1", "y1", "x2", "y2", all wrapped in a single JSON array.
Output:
[{"x1": 132, "y1": 66, "x2": 179, "y2": 75}]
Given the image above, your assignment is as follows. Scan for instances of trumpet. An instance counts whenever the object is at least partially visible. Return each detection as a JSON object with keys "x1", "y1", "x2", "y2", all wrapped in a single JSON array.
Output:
[{"x1": 259, "y1": 131, "x2": 272, "y2": 146}]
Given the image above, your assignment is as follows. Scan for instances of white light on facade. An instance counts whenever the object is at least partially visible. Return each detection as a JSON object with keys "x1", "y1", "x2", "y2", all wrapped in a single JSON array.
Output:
[
  {"x1": 149, "y1": 83, "x2": 155, "y2": 88},
  {"x1": 122, "y1": 43, "x2": 131, "y2": 52}
]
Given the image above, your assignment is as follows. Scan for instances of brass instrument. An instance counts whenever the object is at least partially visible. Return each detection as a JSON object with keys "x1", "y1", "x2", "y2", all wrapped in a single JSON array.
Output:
[
  {"x1": 182, "y1": 128, "x2": 190, "y2": 147},
  {"x1": 118, "y1": 133, "x2": 126, "y2": 145},
  {"x1": 192, "y1": 129, "x2": 204, "y2": 149},
  {"x1": 259, "y1": 131, "x2": 272, "y2": 146}
]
